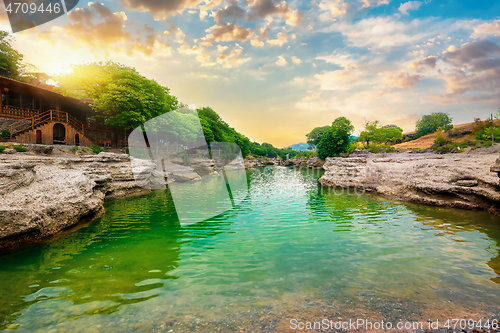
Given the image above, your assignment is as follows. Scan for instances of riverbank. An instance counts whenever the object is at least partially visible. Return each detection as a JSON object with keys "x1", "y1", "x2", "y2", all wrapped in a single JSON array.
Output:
[
  {"x1": 319, "y1": 146, "x2": 500, "y2": 214},
  {"x1": 0, "y1": 152, "x2": 154, "y2": 251}
]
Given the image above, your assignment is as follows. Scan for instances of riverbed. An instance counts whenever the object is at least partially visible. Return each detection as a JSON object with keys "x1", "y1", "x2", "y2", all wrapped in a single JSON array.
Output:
[{"x1": 1, "y1": 166, "x2": 500, "y2": 332}]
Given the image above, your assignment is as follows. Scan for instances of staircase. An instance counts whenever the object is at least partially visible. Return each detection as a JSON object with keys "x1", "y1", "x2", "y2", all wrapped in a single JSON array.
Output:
[{"x1": 9, "y1": 110, "x2": 98, "y2": 145}]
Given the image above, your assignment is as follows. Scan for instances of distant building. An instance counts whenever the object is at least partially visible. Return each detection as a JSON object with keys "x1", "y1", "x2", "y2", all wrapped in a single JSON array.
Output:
[{"x1": 0, "y1": 75, "x2": 129, "y2": 146}]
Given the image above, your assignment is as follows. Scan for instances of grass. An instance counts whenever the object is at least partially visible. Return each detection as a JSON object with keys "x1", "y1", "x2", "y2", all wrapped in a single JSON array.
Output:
[
  {"x1": 0, "y1": 145, "x2": 4, "y2": 153},
  {"x1": 89, "y1": 146, "x2": 103, "y2": 155},
  {"x1": 13, "y1": 145, "x2": 27, "y2": 152}
]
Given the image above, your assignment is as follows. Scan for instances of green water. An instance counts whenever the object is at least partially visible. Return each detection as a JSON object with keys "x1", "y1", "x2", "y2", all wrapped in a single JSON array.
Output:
[{"x1": 1, "y1": 166, "x2": 500, "y2": 332}]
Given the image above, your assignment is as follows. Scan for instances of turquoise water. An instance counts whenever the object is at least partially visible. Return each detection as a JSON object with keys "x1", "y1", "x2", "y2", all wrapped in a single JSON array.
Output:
[{"x1": 1, "y1": 166, "x2": 500, "y2": 332}]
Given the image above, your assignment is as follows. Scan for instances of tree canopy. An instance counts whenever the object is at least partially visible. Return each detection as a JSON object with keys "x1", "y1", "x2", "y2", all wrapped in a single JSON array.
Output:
[
  {"x1": 55, "y1": 61, "x2": 178, "y2": 130},
  {"x1": 358, "y1": 121, "x2": 403, "y2": 147},
  {"x1": 316, "y1": 117, "x2": 354, "y2": 159},
  {"x1": 0, "y1": 31, "x2": 32, "y2": 81},
  {"x1": 415, "y1": 112, "x2": 453, "y2": 138},
  {"x1": 306, "y1": 125, "x2": 331, "y2": 148}
]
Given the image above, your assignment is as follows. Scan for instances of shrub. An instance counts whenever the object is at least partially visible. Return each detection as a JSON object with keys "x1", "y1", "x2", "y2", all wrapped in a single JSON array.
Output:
[
  {"x1": 70, "y1": 146, "x2": 79, "y2": 153},
  {"x1": 1, "y1": 130, "x2": 10, "y2": 138},
  {"x1": 0, "y1": 145, "x2": 4, "y2": 152},
  {"x1": 434, "y1": 134, "x2": 452, "y2": 146},
  {"x1": 89, "y1": 145, "x2": 103, "y2": 155},
  {"x1": 13, "y1": 145, "x2": 27, "y2": 152}
]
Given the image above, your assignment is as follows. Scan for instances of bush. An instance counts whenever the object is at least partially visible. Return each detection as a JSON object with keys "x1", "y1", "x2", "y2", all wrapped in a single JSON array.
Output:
[
  {"x1": 0, "y1": 145, "x2": 4, "y2": 152},
  {"x1": 89, "y1": 145, "x2": 102, "y2": 155},
  {"x1": 13, "y1": 145, "x2": 27, "y2": 152},
  {"x1": 70, "y1": 146, "x2": 79, "y2": 153},
  {"x1": 434, "y1": 134, "x2": 452, "y2": 146},
  {"x1": 1, "y1": 130, "x2": 10, "y2": 138}
]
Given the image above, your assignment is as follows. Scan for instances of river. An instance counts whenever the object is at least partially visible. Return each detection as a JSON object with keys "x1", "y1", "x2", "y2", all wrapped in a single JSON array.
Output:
[{"x1": 1, "y1": 166, "x2": 500, "y2": 332}]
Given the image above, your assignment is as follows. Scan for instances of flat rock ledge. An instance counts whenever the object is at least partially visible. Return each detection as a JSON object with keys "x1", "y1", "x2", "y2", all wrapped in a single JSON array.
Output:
[
  {"x1": 319, "y1": 148, "x2": 500, "y2": 214},
  {"x1": 0, "y1": 152, "x2": 156, "y2": 251}
]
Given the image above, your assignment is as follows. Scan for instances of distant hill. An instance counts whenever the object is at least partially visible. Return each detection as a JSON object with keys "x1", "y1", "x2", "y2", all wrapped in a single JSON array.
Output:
[{"x1": 286, "y1": 142, "x2": 311, "y2": 151}]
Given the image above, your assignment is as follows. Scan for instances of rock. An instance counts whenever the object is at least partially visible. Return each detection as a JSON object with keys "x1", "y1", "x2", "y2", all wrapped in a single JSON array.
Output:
[
  {"x1": 456, "y1": 179, "x2": 478, "y2": 187},
  {"x1": 0, "y1": 153, "x2": 153, "y2": 250},
  {"x1": 3, "y1": 148, "x2": 15, "y2": 154},
  {"x1": 420, "y1": 148, "x2": 434, "y2": 154},
  {"x1": 319, "y1": 151, "x2": 500, "y2": 214},
  {"x1": 450, "y1": 147, "x2": 458, "y2": 153}
]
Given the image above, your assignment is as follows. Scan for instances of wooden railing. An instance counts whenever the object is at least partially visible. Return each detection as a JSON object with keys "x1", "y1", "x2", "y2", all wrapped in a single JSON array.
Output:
[
  {"x1": 0, "y1": 105, "x2": 40, "y2": 119},
  {"x1": 9, "y1": 110, "x2": 93, "y2": 139}
]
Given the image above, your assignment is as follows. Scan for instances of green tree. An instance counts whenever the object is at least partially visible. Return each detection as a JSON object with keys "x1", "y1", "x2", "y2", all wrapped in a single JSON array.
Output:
[
  {"x1": 415, "y1": 112, "x2": 452, "y2": 138},
  {"x1": 373, "y1": 126, "x2": 403, "y2": 144},
  {"x1": 358, "y1": 120, "x2": 379, "y2": 148},
  {"x1": 306, "y1": 125, "x2": 331, "y2": 148},
  {"x1": 0, "y1": 31, "x2": 34, "y2": 81},
  {"x1": 56, "y1": 61, "x2": 178, "y2": 130},
  {"x1": 316, "y1": 117, "x2": 354, "y2": 159}
]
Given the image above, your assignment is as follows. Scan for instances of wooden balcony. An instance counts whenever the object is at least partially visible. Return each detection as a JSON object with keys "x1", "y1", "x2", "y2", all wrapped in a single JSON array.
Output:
[{"x1": 0, "y1": 105, "x2": 40, "y2": 119}]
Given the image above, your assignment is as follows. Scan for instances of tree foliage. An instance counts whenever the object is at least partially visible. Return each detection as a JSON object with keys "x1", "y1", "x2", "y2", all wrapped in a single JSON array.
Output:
[
  {"x1": 415, "y1": 112, "x2": 453, "y2": 138},
  {"x1": 358, "y1": 121, "x2": 403, "y2": 147},
  {"x1": 316, "y1": 117, "x2": 354, "y2": 159},
  {"x1": 56, "y1": 61, "x2": 178, "y2": 130},
  {"x1": 0, "y1": 31, "x2": 33, "y2": 81},
  {"x1": 306, "y1": 125, "x2": 331, "y2": 148}
]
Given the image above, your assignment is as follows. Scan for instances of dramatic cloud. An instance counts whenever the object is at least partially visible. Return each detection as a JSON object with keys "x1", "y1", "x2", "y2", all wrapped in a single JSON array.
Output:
[
  {"x1": 213, "y1": 4, "x2": 246, "y2": 24},
  {"x1": 398, "y1": 1, "x2": 422, "y2": 15},
  {"x1": 205, "y1": 22, "x2": 254, "y2": 42},
  {"x1": 245, "y1": 0, "x2": 303, "y2": 27},
  {"x1": 442, "y1": 39, "x2": 500, "y2": 68},
  {"x1": 120, "y1": 0, "x2": 204, "y2": 18},
  {"x1": 439, "y1": 39, "x2": 500, "y2": 95},
  {"x1": 36, "y1": 2, "x2": 171, "y2": 57},
  {"x1": 408, "y1": 56, "x2": 438, "y2": 72}
]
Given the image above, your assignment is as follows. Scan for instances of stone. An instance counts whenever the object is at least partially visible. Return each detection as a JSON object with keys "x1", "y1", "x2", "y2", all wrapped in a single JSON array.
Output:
[
  {"x1": 319, "y1": 148, "x2": 500, "y2": 214},
  {"x1": 2, "y1": 148, "x2": 15, "y2": 154}
]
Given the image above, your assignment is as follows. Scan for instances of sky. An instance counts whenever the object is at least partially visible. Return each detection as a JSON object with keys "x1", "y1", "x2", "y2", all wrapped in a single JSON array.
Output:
[{"x1": 1, "y1": 0, "x2": 500, "y2": 147}]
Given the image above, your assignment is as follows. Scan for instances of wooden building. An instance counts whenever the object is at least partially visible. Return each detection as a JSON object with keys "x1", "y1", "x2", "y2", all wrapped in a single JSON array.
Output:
[{"x1": 0, "y1": 76, "x2": 128, "y2": 147}]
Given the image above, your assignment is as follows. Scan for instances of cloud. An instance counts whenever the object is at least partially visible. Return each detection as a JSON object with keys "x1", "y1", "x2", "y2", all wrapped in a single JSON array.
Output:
[
  {"x1": 472, "y1": 20, "x2": 500, "y2": 38},
  {"x1": 205, "y1": 22, "x2": 254, "y2": 42},
  {"x1": 267, "y1": 31, "x2": 295, "y2": 46},
  {"x1": 216, "y1": 44, "x2": 251, "y2": 68},
  {"x1": 318, "y1": 0, "x2": 349, "y2": 18},
  {"x1": 63, "y1": 2, "x2": 131, "y2": 48},
  {"x1": 361, "y1": 0, "x2": 389, "y2": 9},
  {"x1": 213, "y1": 4, "x2": 246, "y2": 24},
  {"x1": 326, "y1": 17, "x2": 439, "y2": 49},
  {"x1": 398, "y1": 1, "x2": 422, "y2": 15},
  {"x1": 245, "y1": 0, "x2": 303, "y2": 27},
  {"x1": 384, "y1": 72, "x2": 422, "y2": 89},
  {"x1": 438, "y1": 39, "x2": 500, "y2": 95},
  {"x1": 408, "y1": 56, "x2": 438, "y2": 72},
  {"x1": 276, "y1": 55, "x2": 287, "y2": 66},
  {"x1": 291, "y1": 56, "x2": 302, "y2": 64},
  {"x1": 442, "y1": 39, "x2": 500, "y2": 68},
  {"x1": 36, "y1": 2, "x2": 171, "y2": 57},
  {"x1": 120, "y1": 0, "x2": 204, "y2": 18}
]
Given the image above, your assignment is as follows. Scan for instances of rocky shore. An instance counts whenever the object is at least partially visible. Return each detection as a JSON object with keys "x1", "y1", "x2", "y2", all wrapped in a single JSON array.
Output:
[
  {"x1": 244, "y1": 156, "x2": 324, "y2": 169},
  {"x1": 319, "y1": 147, "x2": 500, "y2": 214},
  {"x1": 0, "y1": 152, "x2": 156, "y2": 251}
]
